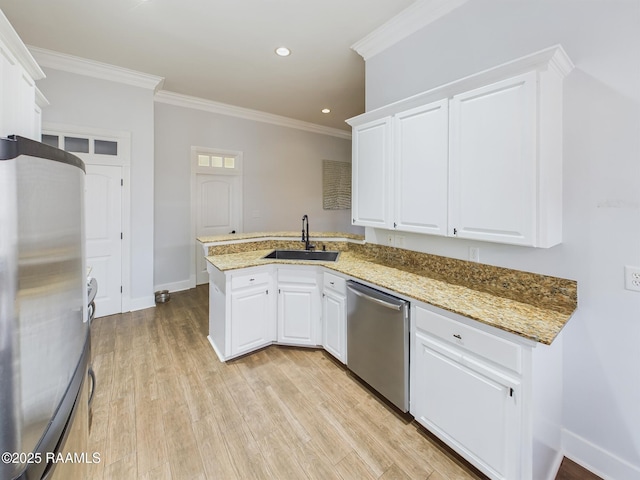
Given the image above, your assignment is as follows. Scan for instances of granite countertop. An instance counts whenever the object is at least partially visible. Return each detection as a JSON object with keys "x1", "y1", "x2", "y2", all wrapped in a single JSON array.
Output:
[{"x1": 203, "y1": 233, "x2": 577, "y2": 345}]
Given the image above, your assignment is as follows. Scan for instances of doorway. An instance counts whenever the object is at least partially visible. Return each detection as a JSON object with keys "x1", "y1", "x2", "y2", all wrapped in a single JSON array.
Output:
[
  {"x1": 191, "y1": 148, "x2": 243, "y2": 285},
  {"x1": 42, "y1": 125, "x2": 131, "y2": 317}
]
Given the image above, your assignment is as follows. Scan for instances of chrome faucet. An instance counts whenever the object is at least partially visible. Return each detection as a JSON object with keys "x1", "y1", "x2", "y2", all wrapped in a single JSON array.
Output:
[{"x1": 301, "y1": 214, "x2": 315, "y2": 250}]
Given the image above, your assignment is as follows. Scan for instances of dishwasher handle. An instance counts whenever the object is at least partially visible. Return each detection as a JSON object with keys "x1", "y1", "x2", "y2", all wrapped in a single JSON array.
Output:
[{"x1": 347, "y1": 284, "x2": 405, "y2": 311}]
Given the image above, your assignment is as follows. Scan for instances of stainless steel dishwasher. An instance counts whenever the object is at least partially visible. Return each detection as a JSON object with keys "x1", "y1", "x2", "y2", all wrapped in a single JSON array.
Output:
[{"x1": 346, "y1": 281, "x2": 409, "y2": 412}]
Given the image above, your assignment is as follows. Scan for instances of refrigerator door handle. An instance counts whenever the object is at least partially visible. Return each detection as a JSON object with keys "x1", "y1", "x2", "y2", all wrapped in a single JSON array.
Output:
[{"x1": 88, "y1": 367, "x2": 96, "y2": 408}]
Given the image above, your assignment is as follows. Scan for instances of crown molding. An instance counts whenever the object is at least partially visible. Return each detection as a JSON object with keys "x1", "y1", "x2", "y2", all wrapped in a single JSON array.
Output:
[
  {"x1": 23, "y1": 47, "x2": 350, "y2": 140},
  {"x1": 347, "y1": 44, "x2": 574, "y2": 127},
  {"x1": 352, "y1": 0, "x2": 469, "y2": 61},
  {"x1": 35, "y1": 87, "x2": 49, "y2": 108},
  {"x1": 28, "y1": 46, "x2": 165, "y2": 91},
  {"x1": 155, "y1": 90, "x2": 352, "y2": 140},
  {"x1": 0, "y1": 10, "x2": 45, "y2": 80}
]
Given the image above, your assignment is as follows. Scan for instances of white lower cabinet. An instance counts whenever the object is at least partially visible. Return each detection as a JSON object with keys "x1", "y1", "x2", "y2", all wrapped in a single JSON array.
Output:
[
  {"x1": 321, "y1": 272, "x2": 347, "y2": 363},
  {"x1": 277, "y1": 267, "x2": 321, "y2": 346},
  {"x1": 229, "y1": 269, "x2": 276, "y2": 357},
  {"x1": 411, "y1": 304, "x2": 524, "y2": 480},
  {"x1": 208, "y1": 260, "x2": 561, "y2": 478}
]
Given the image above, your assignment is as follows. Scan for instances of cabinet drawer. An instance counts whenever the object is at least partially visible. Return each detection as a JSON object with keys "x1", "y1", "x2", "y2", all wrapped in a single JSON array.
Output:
[
  {"x1": 323, "y1": 272, "x2": 346, "y2": 295},
  {"x1": 231, "y1": 271, "x2": 270, "y2": 290},
  {"x1": 415, "y1": 306, "x2": 521, "y2": 373}
]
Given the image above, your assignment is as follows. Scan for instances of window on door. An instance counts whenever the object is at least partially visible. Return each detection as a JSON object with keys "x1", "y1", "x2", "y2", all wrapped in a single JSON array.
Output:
[
  {"x1": 195, "y1": 152, "x2": 240, "y2": 172},
  {"x1": 42, "y1": 134, "x2": 119, "y2": 156}
]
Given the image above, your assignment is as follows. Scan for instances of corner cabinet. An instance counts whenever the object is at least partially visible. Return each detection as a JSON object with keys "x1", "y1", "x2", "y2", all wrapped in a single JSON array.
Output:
[
  {"x1": 347, "y1": 45, "x2": 573, "y2": 247},
  {"x1": 277, "y1": 267, "x2": 321, "y2": 346},
  {"x1": 206, "y1": 263, "x2": 326, "y2": 361}
]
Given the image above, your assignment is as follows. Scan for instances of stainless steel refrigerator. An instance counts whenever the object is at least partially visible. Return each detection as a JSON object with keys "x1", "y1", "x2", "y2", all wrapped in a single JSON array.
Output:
[{"x1": 1, "y1": 135, "x2": 92, "y2": 480}]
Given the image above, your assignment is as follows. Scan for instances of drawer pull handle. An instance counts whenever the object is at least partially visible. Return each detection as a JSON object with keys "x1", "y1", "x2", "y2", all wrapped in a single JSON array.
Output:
[
  {"x1": 249, "y1": 278, "x2": 255, "y2": 282},
  {"x1": 453, "y1": 334, "x2": 462, "y2": 340}
]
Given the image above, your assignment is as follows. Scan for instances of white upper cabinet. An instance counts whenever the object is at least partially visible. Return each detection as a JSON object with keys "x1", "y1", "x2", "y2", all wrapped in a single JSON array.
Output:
[
  {"x1": 351, "y1": 116, "x2": 393, "y2": 228},
  {"x1": 449, "y1": 73, "x2": 537, "y2": 246},
  {"x1": 0, "y1": 11, "x2": 46, "y2": 140},
  {"x1": 347, "y1": 45, "x2": 573, "y2": 248},
  {"x1": 394, "y1": 99, "x2": 449, "y2": 235}
]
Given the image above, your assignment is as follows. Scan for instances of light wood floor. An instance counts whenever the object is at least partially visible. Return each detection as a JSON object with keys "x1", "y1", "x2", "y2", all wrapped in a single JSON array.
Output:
[{"x1": 87, "y1": 286, "x2": 599, "y2": 480}]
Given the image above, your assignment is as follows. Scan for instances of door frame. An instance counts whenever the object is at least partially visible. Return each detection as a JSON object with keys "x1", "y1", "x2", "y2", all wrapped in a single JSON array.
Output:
[
  {"x1": 190, "y1": 146, "x2": 243, "y2": 288},
  {"x1": 43, "y1": 122, "x2": 132, "y2": 313}
]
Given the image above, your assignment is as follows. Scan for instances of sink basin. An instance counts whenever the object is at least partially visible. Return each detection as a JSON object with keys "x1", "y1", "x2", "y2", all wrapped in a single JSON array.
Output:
[{"x1": 263, "y1": 249, "x2": 340, "y2": 262}]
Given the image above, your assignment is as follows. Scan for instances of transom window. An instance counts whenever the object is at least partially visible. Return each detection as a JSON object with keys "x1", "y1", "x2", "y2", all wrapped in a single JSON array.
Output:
[
  {"x1": 193, "y1": 148, "x2": 242, "y2": 176},
  {"x1": 198, "y1": 153, "x2": 236, "y2": 169},
  {"x1": 197, "y1": 153, "x2": 237, "y2": 170},
  {"x1": 42, "y1": 133, "x2": 118, "y2": 156}
]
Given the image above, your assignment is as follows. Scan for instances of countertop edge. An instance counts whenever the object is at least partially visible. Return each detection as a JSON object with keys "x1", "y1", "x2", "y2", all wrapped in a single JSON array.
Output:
[{"x1": 204, "y1": 250, "x2": 573, "y2": 346}]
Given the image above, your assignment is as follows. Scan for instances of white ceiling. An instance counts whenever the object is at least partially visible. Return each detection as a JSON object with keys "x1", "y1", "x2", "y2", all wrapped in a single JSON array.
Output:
[{"x1": 0, "y1": 0, "x2": 417, "y2": 131}]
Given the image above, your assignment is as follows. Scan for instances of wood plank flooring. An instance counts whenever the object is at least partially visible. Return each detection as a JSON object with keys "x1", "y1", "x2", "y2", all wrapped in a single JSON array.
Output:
[{"x1": 87, "y1": 286, "x2": 599, "y2": 480}]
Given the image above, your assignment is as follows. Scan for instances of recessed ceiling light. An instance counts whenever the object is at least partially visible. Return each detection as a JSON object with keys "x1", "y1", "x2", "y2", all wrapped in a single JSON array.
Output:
[
  {"x1": 321, "y1": 108, "x2": 331, "y2": 114},
  {"x1": 275, "y1": 47, "x2": 291, "y2": 57}
]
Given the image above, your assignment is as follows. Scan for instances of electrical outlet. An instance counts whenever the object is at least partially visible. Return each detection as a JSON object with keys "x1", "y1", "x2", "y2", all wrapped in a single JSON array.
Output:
[
  {"x1": 624, "y1": 265, "x2": 640, "y2": 292},
  {"x1": 385, "y1": 233, "x2": 394, "y2": 246},
  {"x1": 396, "y1": 235, "x2": 405, "y2": 248},
  {"x1": 469, "y1": 247, "x2": 480, "y2": 263}
]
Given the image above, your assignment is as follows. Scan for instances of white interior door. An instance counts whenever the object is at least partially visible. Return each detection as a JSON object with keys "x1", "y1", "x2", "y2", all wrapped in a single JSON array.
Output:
[
  {"x1": 85, "y1": 164, "x2": 122, "y2": 317},
  {"x1": 196, "y1": 174, "x2": 241, "y2": 284}
]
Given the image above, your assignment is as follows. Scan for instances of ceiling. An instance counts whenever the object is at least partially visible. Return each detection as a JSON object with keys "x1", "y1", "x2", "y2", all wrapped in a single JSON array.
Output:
[{"x1": 0, "y1": 0, "x2": 417, "y2": 131}]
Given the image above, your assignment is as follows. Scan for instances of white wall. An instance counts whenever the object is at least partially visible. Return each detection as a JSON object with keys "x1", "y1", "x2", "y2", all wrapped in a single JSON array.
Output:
[
  {"x1": 37, "y1": 68, "x2": 156, "y2": 310},
  {"x1": 364, "y1": 1, "x2": 640, "y2": 478},
  {"x1": 154, "y1": 102, "x2": 359, "y2": 290}
]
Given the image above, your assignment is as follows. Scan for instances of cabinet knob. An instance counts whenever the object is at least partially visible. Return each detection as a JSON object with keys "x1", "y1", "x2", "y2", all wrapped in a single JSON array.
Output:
[
  {"x1": 249, "y1": 278, "x2": 255, "y2": 282},
  {"x1": 453, "y1": 334, "x2": 462, "y2": 340}
]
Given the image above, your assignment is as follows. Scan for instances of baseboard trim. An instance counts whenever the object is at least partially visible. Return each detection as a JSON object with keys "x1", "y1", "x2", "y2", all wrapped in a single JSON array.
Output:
[
  {"x1": 546, "y1": 450, "x2": 565, "y2": 480},
  {"x1": 562, "y1": 428, "x2": 640, "y2": 480},
  {"x1": 129, "y1": 295, "x2": 156, "y2": 312},
  {"x1": 154, "y1": 279, "x2": 193, "y2": 294},
  {"x1": 207, "y1": 335, "x2": 226, "y2": 363}
]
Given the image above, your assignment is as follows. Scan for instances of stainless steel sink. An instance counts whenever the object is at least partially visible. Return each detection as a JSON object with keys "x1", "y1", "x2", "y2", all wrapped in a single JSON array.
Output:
[{"x1": 263, "y1": 249, "x2": 340, "y2": 261}]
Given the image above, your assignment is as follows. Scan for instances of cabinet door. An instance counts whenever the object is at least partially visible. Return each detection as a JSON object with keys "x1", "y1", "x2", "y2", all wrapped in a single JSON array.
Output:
[
  {"x1": 230, "y1": 284, "x2": 274, "y2": 356},
  {"x1": 278, "y1": 282, "x2": 320, "y2": 346},
  {"x1": 412, "y1": 331, "x2": 520, "y2": 480},
  {"x1": 449, "y1": 72, "x2": 537, "y2": 246},
  {"x1": 394, "y1": 100, "x2": 449, "y2": 235},
  {"x1": 351, "y1": 117, "x2": 393, "y2": 228},
  {"x1": 322, "y1": 290, "x2": 346, "y2": 363}
]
